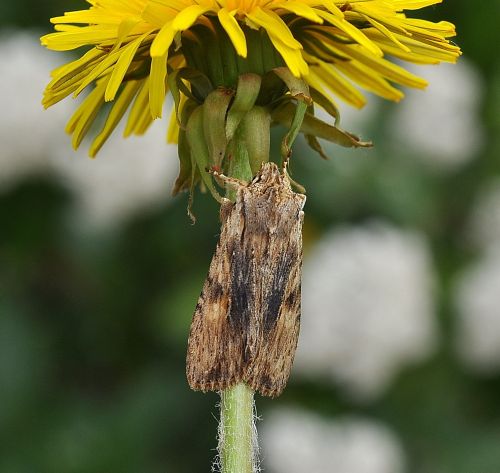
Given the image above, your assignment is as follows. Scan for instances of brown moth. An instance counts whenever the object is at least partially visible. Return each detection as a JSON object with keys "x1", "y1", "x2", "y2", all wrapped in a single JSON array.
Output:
[{"x1": 186, "y1": 162, "x2": 306, "y2": 397}]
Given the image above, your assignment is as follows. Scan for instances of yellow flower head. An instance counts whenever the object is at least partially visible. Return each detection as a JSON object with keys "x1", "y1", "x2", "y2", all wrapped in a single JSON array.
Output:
[{"x1": 41, "y1": 0, "x2": 460, "y2": 157}]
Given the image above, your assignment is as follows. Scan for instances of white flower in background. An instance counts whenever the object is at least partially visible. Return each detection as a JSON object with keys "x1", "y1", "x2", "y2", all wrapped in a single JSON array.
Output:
[
  {"x1": 51, "y1": 122, "x2": 177, "y2": 230},
  {"x1": 465, "y1": 179, "x2": 500, "y2": 252},
  {"x1": 454, "y1": 179, "x2": 500, "y2": 373},
  {"x1": 454, "y1": 248, "x2": 500, "y2": 373},
  {"x1": 389, "y1": 59, "x2": 483, "y2": 170},
  {"x1": 0, "y1": 31, "x2": 71, "y2": 186},
  {"x1": 261, "y1": 408, "x2": 405, "y2": 473},
  {"x1": 294, "y1": 222, "x2": 437, "y2": 400},
  {"x1": 0, "y1": 31, "x2": 178, "y2": 230}
]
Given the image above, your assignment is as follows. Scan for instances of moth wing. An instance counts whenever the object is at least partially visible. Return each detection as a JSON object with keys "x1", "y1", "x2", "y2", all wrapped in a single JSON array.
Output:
[
  {"x1": 186, "y1": 208, "x2": 249, "y2": 393},
  {"x1": 244, "y1": 213, "x2": 303, "y2": 398}
]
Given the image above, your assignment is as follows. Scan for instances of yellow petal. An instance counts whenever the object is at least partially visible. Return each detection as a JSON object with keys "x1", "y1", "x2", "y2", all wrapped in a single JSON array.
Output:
[
  {"x1": 334, "y1": 59, "x2": 404, "y2": 102},
  {"x1": 113, "y1": 17, "x2": 142, "y2": 50},
  {"x1": 149, "y1": 53, "x2": 168, "y2": 118},
  {"x1": 67, "y1": 77, "x2": 110, "y2": 150},
  {"x1": 125, "y1": 77, "x2": 152, "y2": 136},
  {"x1": 247, "y1": 8, "x2": 302, "y2": 50},
  {"x1": 357, "y1": 12, "x2": 411, "y2": 52},
  {"x1": 41, "y1": 28, "x2": 119, "y2": 51},
  {"x1": 392, "y1": 0, "x2": 443, "y2": 10},
  {"x1": 310, "y1": 59, "x2": 366, "y2": 108},
  {"x1": 150, "y1": 21, "x2": 176, "y2": 57},
  {"x1": 105, "y1": 33, "x2": 149, "y2": 101},
  {"x1": 317, "y1": 10, "x2": 383, "y2": 57},
  {"x1": 172, "y1": 4, "x2": 210, "y2": 30},
  {"x1": 218, "y1": 9, "x2": 247, "y2": 57},
  {"x1": 73, "y1": 49, "x2": 123, "y2": 97},
  {"x1": 167, "y1": 99, "x2": 182, "y2": 143},
  {"x1": 268, "y1": 37, "x2": 309, "y2": 77},
  {"x1": 275, "y1": 1, "x2": 323, "y2": 24},
  {"x1": 91, "y1": 80, "x2": 142, "y2": 156}
]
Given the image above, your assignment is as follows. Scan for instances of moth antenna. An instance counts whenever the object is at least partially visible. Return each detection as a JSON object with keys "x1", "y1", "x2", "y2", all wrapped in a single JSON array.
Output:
[{"x1": 209, "y1": 167, "x2": 247, "y2": 189}]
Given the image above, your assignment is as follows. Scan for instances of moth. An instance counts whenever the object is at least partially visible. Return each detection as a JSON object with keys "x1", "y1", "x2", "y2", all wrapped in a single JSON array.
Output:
[{"x1": 186, "y1": 162, "x2": 306, "y2": 397}]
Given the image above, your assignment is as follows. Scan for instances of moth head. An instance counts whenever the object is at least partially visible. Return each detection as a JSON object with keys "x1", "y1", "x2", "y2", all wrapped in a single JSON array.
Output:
[{"x1": 253, "y1": 161, "x2": 297, "y2": 191}]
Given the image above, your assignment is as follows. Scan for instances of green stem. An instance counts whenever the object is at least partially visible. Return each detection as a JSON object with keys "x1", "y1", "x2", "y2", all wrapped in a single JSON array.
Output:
[
  {"x1": 219, "y1": 126, "x2": 257, "y2": 473},
  {"x1": 220, "y1": 384, "x2": 256, "y2": 473}
]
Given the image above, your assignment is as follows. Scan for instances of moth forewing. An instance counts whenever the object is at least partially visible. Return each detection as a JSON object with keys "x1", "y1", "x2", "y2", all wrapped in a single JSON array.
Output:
[
  {"x1": 185, "y1": 200, "x2": 248, "y2": 393},
  {"x1": 186, "y1": 162, "x2": 305, "y2": 397}
]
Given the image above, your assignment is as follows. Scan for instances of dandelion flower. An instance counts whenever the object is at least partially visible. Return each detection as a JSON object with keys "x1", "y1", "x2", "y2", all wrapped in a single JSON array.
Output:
[{"x1": 41, "y1": 0, "x2": 460, "y2": 190}]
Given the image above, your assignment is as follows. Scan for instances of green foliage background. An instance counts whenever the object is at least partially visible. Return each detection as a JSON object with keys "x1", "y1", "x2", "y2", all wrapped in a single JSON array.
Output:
[{"x1": 1, "y1": 1, "x2": 499, "y2": 472}]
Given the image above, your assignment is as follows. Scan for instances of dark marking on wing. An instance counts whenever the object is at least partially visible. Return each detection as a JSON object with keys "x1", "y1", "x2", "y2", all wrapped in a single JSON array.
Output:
[
  {"x1": 259, "y1": 375, "x2": 274, "y2": 392},
  {"x1": 228, "y1": 241, "x2": 253, "y2": 334},
  {"x1": 284, "y1": 287, "x2": 299, "y2": 308},
  {"x1": 208, "y1": 280, "x2": 225, "y2": 300},
  {"x1": 263, "y1": 247, "x2": 297, "y2": 332},
  {"x1": 206, "y1": 363, "x2": 223, "y2": 383}
]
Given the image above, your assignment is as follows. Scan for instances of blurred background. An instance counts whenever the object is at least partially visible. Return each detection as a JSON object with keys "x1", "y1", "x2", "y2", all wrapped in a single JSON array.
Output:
[{"x1": 1, "y1": 1, "x2": 499, "y2": 472}]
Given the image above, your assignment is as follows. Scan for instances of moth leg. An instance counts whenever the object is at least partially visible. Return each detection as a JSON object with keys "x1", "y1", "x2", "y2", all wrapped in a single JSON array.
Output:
[
  {"x1": 281, "y1": 153, "x2": 291, "y2": 175},
  {"x1": 280, "y1": 156, "x2": 306, "y2": 194}
]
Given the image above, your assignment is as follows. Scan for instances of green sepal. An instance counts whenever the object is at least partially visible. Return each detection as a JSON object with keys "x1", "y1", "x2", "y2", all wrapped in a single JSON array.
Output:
[
  {"x1": 178, "y1": 68, "x2": 213, "y2": 102},
  {"x1": 203, "y1": 88, "x2": 234, "y2": 166},
  {"x1": 226, "y1": 137, "x2": 253, "y2": 202},
  {"x1": 272, "y1": 67, "x2": 312, "y2": 106},
  {"x1": 270, "y1": 67, "x2": 312, "y2": 159},
  {"x1": 305, "y1": 133, "x2": 330, "y2": 160},
  {"x1": 310, "y1": 87, "x2": 341, "y2": 126},
  {"x1": 168, "y1": 68, "x2": 213, "y2": 125},
  {"x1": 281, "y1": 99, "x2": 309, "y2": 159},
  {"x1": 173, "y1": 128, "x2": 192, "y2": 195},
  {"x1": 172, "y1": 99, "x2": 199, "y2": 195},
  {"x1": 187, "y1": 151, "x2": 197, "y2": 224},
  {"x1": 239, "y1": 106, "x2": 271, "y2": 175},
  {"x1": 186, "y1": 106, "x2": 223, "y2": 203},
  {"x1": 226, "y1": 73, "x2": 262, "y2": 142},
  {"x1": 258, "y1": 70, "x2": 287, "y2": 105},
  {"x1": 272, "y1": 102, "x2": 373, "y2": 149},
  {"x1": 167, "y1": 69, "x2": 183, "y2": 126}
]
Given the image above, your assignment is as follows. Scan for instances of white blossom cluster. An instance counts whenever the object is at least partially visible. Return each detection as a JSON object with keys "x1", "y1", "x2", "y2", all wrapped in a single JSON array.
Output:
[
  {"x1": 453, "y1": 180, "x2": 500, "y2": 373},
  {"x1": 466, "y1": 179, "x2": 500, "y2": 253},
  {"x1": 389, "y1": 59, "x2": 484, "y2": 170},
  {"x1": 261, "y1": 408, "x2": 406, "y2": 473},
  {"x1": 0, "y1": 31, "x2": 178, "y2": 230},
  {"x1": 294, "y1": 222, "x2": 437, "y2": 400},
  {"x1": 454, "y1": 249, "x2": 500, "y2": 373}
]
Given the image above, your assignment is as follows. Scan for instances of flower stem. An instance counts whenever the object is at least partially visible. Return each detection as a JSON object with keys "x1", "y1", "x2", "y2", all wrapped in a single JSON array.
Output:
[
  {"x1": 219, "y1": 125, "x2": 259, "y2": 473},
  {"x1": 219, "y1": 383, "x2": 257, "y2": 473}
]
